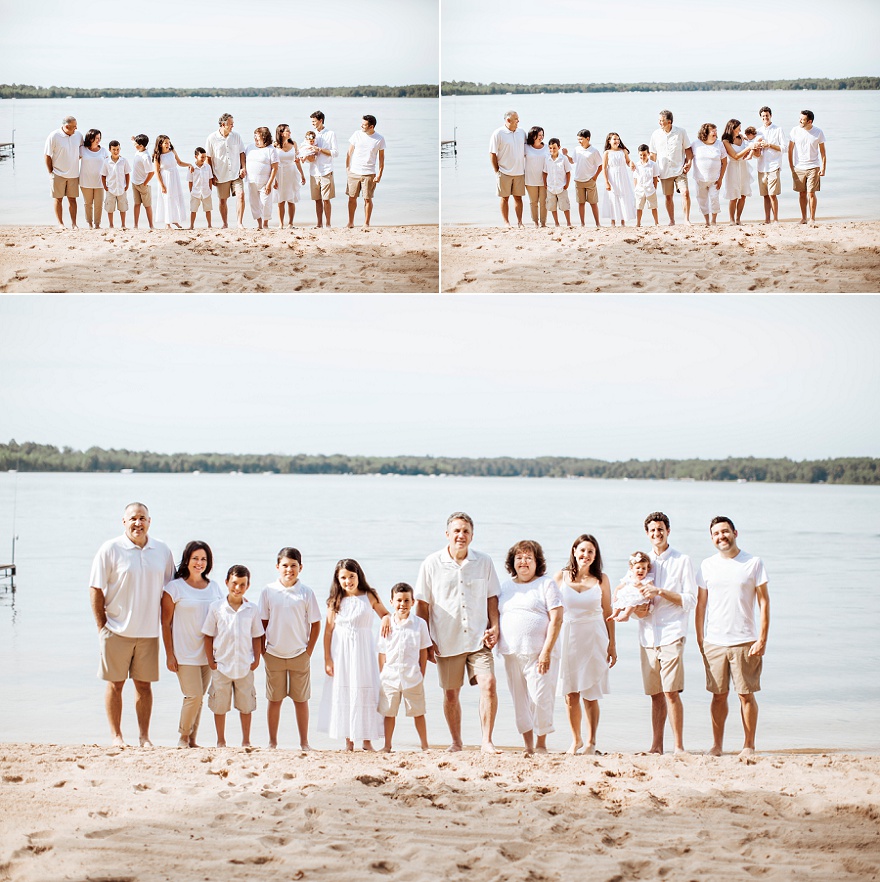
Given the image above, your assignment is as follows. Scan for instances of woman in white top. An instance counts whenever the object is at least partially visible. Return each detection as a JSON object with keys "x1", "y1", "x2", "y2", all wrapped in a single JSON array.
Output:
[
  {"x1": 161, "y1": 541, "x2": 224, "y2": 747},
  {"x1": 80, "y1": 129, "x2": 109, "y2": 229},
  {"x1": 720, "y1": 119, "x2": 754, "y2": 225},
  {"x1": 496, "y1": 540, "x2": 563, "y2": 754},
  {"x1": 554, "y1": 533, "x2": 616, "y2": 755},
  {"x1": 691, "y1": 123, "x2": 727, "y2": 226},
  {"x1": 524, "y1": 127, "x2": 550, "y2": 227},
  {"x1": 246, "y1": 127, "x2": 279, "y2": 229},
  {"x1": 273, "y1": 123, "x2": 306, "y2": 228}
]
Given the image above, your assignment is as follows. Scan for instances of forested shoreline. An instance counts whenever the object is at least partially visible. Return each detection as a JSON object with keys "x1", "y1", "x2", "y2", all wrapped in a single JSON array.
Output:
[
  {"x1": 1, "y1": 442, "x2": 876, "y2": 485},
  {"x1": 0, "y1": 84, "x2": 437, "y2": 100}
]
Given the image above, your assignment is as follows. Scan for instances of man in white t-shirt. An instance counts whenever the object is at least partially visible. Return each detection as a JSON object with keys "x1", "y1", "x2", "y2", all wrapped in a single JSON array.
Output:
[
  {"x1": 755, "y1": 106, "x2": 786, "y2": 224},
  {"x1": 415, "y1": 512, "x2": 501, "y2": 753},
  {"x1": 649, "y1": 110, "x2": 693, "y2": 225},
  {"x1": 695, "y1": 516, "x2": 770, "y2": 758},
  {"x1": 489, "y1": 110, "x2": 527, "y2": 227},
  {"x1": 44, "y1": 115, "x2": 84, "y2": 229},
  {"x1": 205, "y1": 113, "x2": 247, "y2": 229},
  {"x1": 563, "y1": 129, "x2": 603, "y2": 227},
  {"x1": 309, "y1": 111, "x2": 339, "y2": 228},
  {"x1": 788, "y1": 109, "x2": 827, "y2": 225},
  {"x1": 636, "y1": 511, "x2": 698, "y2": 755},
  {"x1": 89, "y1": 502, "x2": 175, "y2": 746},
  {"x1": 346, "y1": 114, "x2": 386, "y2": 228}
]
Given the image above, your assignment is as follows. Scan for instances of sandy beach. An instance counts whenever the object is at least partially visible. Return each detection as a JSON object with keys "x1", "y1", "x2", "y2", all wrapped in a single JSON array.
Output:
[
  {"x1": 0, "y1": 225, "x2": 439, "y2": 294},
  {"x1": 1, "y1": 744, "x2": 877, "y2": 881},
  {"x1": 441, "y1": 221, "x2": 880, "y2": 293}
]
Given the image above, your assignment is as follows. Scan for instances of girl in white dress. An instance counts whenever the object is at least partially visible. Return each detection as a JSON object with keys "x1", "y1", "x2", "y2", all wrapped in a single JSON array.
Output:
[
  {"x1": 153, "y1": 135, "x2": 192, "y2": 229},
  {"x1": 600, "y1": 132, "x2": 636, "y2": 226},
  {"x1": 609, "y1": 551, "x2": 655, "y2": 622},
  {"x1": 273, "y1": 123, "x2": 306, "y2": 228},
  {"x1": 320, "y1": 558, "x2": 390, "y2": 750},
  {"x1": 245, "y1": 127, "x2": 279, "y2": 230},
  {"x1": 720, "y1": 119, "x2": 755, "y2": 226},
  {"x1": 554, "y1": 533, "x2": 616, "y2": 755},
  {"x1": 79, "y1": 129, "x2": 109, "y2": 229}
]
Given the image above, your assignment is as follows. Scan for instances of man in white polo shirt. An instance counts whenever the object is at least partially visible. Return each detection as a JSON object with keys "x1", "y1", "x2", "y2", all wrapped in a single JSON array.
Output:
[
  {"x1": 755, "y1": 106, "x2": 786, "y2": 224},
  {"x1": 346, "y1": 114, "x2": 386, "y2": 228},
  {"x1": 205, "y1": 113, "x2": 247, "y2": 229},
  {"x1": 636, "y1": 511, "x2": 697, "y2": 755},
  {"x1": 696, "y1": 516, "x2": 769, "y2": 758},
  {"x1": 90, "y1": 502, "x2": 175, "y2": 746},
  {"x1": 788, "y1": 109, "x2": 827, "y2": 225},
  {"x1": 415, "y1": 512, "x2": 501, "y2": 753},
  {"x1": 649, "y1": 110, "x2": 693, "y2": 225},
  {"x1": 310, "y1": 111, "x2": 338, "y2": 228},
  {"x1": 44, "y1": 115, "x2": 84, "y2": 229},
  {"x1": 489, "y1": 110, "x2": 527, "y2": 227}
]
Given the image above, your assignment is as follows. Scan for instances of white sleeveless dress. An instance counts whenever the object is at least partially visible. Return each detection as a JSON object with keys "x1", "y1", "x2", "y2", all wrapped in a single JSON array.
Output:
[
  {"x1": 721, "y1": 138, "x2": 752, "y2": 200},
  {"x1": 154, "y1": 151, "x2": 188, "y2": 226},
  {"x1": 274, "y1": 146, "x2": 302, "y2": 203},
  {"x1": 558, "y1": 579, "x2": 610, "y2": 700},
  {"x1": 600, "y1": 150, "x2": 636, "y2": 222}
]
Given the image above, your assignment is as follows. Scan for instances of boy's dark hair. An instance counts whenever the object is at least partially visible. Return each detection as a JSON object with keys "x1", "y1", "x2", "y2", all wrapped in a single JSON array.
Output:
[
  {"x1": 759, "y1": 105, "x2": 772, "y2": 116},
  {"x1": 391, "y1": 582, "x2": 414, "y2": 598},
  {"x1": 577, "y1": 129, "x2": 591, "y2": 139},
  {"x1": 108, "y1": 140, "x2": 120, "y2": 148},
  {"x1": 638, "y1": 144, "x2": 650, "y2": 152},
  {"x1": 227, "y1": 564, "x2": 251, "y2": 581},
  {"x1": 548, "y1": 137, "x2": 560, "y2": 147},
  {"x1": 194, "y1": 146, "x2": 206, "y2": 156},
  {"x1": 710, "y1": 516, "x2": 736, "y2": 532},
  {"x1": 277, "y1": 546, "x2": 302, "y2": 564},
  {"x1": 743, "y1": 126, "x2": 757, "y2": 136},
  {"x1": 644, "y1": 511, "x2": 670, "y2": 531},
  {"x1": 801, "y1": 109, "x2": 814, "y2": 122},
  {"x1": 363, "y1": 114, "x2": 377, "y2": 128},
  {"x1": 133, "y1": 134, "x2": 149, "y2": 148},
  {"x1": 310, "y1": 110, "x2": 325, "y2": 122}
]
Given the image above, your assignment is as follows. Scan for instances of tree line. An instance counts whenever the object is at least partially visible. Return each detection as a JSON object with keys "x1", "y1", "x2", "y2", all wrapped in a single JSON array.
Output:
[
  {"x1": 441, "y1": 77, "x2": 880, "y2": 96},
  {"x1": 0, "y1": 83, "x2": 438, "y2": 100},
  {"x1": 1, "y1": 442, "x2": 877, "y2": 485}
]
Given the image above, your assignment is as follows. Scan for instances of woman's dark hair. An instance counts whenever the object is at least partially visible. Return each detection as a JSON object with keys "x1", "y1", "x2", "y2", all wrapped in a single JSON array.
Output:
[
  {"x1": 176, "y1": 540, "x2": 213, "y2": 580},
  {"x1": 328, "y1": 558, "x2": 380, "y2": 612},
  {"x1": 721, "y1": 119, "x2": 741, "y2": 144},
  {"x1": 254, "y1": 126, "x2": 272, "y2": 147},
  {"x1": 275, "y1": 123, "x2": 292, "y2": 149},
  {"x1": 526, "y1": 126, "x2": 544, "y2": 147},
  {"x1": 565, "y1": 534, "x2": 603, "y2": 582},
  {"x1": 84, "y1": 129, "x2": 102, "y2": 149},
  {"x1": 505, "y1": 540, "x2": 546, "y2": 578},
  {"x1": 698, "y1": 123, "x2": 717, "y2": 143}
]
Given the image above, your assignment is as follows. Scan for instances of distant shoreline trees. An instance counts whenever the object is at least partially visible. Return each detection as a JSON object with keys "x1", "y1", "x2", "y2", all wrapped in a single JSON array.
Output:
[
  {"x1": 0, "y1": 84, "x2": 438, "y2": 100},
  {"x1": 1, "y1": 441, "x2": 877, "y2": 485}
]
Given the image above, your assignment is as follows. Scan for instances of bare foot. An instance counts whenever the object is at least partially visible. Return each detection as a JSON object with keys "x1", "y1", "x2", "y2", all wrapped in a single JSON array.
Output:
[
  {"x1": 177, "y1": 737, "x2": 190, "y2": 749},
  {"x1": 217, "y1": 740, "x2": 227, "y2": 748},
  {"x1": 583, "y1": 743, "x2": 597, "y2": 756},
  {"x1": 707, "y1": 746, "x2": 723, "y2": 757},
  {"x1": 535, "y1": 746, "x2": 548, "y2": 754},
  {"x1": 649, "y1": 746, "x2": 664, "y2": 755},
  {"x1": 111, "y1": 734, "x2": 126, "y2": 747},
  {"x1": 362, "y1": 741, "x2": 375, "y2": 752},
  {"x1": 188, "y1": 740, "x2": 200, "y2": 748},
  {"x1": 241, "y1": 741, "x2": 251, "y2": 748},
  {"x1": 381, "y1": 746, "x2": 393, "y2": 753},
  {"x1": 299, "y1": 744, "x2": 312, "y2": 752},
  {"x1": 674, "y1": 747, "x2": 689, "y2": 756},
  {"x1": 345, "y1": 739, "x2": 355, "y2": 752},
  {"x1": 481, "y1": 742, "x2": 501, "y2": 755},
  {"x1": 139, "y1": 737, "x2": 153, "y2": 748},
  {"x1": 446, "y1": 742, "x2": 463, "y2": 753},
  {"x1": 420, "y1": 744, "x2": 431, "y2": 751},
  {"x1": 566, "y1": 740, "x2": 584, "y2": 755},
  {"x1": 268, "y1": 741, "x2": 278, "y2": 749},
  {"x1": 524, "y1": 747, "x2": 535, "y2": 756},
  {"x1": 738, "y1": 747, "x2": 755, "y2": 759}
]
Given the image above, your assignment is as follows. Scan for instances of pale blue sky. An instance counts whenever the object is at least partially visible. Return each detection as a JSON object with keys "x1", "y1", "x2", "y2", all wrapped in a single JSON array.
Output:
[
  {"x1": 1, "y1": 295, "x2": 878, "y2": 461},
  {"x1": 0, "y1": 0, "x2": 438, "y2": 88}
]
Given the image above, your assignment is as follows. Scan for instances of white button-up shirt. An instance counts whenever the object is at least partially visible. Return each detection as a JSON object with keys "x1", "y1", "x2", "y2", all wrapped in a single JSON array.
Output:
[
  {"x1": 188, "y1": 163, "x2": 213, "y2": 199},
  {"x1": 45, "y1": 127, "x2": 84, "y2": 178},
  {"x1": 312, "y1": 128, "x2": 338, "y2": 177},
  {"x1": 638, "y1": 546, "x2": 697, "y2": 648},
  {"x1": 649, "y1": 125, "x2": 691, "y2": 179},
  {"x1": 543, "y1": 153, "x2": 572, "y2": 194},
  {"x1": 258, "y1": 579, "x2": 321, "y2": 658},
  {"x1": 756, "y1": 123, "x2": 786, "y2": 173},
  {"x1": 101, "y1": 156, "x2": 131, "y2": 195},
  {"x1": 202, "y1": 598, "x2": 264, "y2": 680},
  {"x1": 378, "y1": 614, "x2": 432, "y2": 689},
  {"x1": 415, "y1": 546, "x2": 501, "y2": 657},
  {"x1": 205, "y1": 129, "x2": 246, "y2": 183}
]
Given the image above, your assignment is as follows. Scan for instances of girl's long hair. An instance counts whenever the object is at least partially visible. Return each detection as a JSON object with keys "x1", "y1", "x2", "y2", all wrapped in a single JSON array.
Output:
[
  {"x1": 327, "y1": 558, "x2": 380, "y2": 613},
  {"x1": 604, "y1": 132, "x2": 628, "y2": 152},
  {"x1": 564, "y1": 533, "x2": 603, "y2": 582},
  {"x1": 152, "y1": 135, "x2": 172, "y2": 164}
]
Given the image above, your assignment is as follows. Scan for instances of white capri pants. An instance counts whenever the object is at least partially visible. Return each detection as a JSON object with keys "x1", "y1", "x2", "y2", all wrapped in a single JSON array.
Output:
[
  {"x1": 502, "y1": 652, "x2": 559, "y2": 736},
  {"x1": 248, "y1": 181, "x2": 273, "y2": 221},
  {"x1": 696, "y1": 179, "x2": 721, "y2": 216}
]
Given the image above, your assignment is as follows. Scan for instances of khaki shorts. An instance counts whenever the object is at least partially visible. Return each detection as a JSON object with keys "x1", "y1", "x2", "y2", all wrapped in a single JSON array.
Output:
[
  {"x1": 310, "y1": 173, "x2": 335, "y2": 200},
  {"x1": 208, "y1": 669, "x2": 257, "y2": 714},
  {"x1": 132, "y1": 182, "x2": 152, "y2": 207},
  {"x1": 496, "y1": 172, "x2": 526, "y2": 198},
  {"x1": 264, "y1": 651, "x2": 311, "y2": 702},
  {"x1": 98, "y1": 629, "x2": 159, "y2": 682},
  {"x1": 346, "y1": 173, "x2": 377, "y2": 199},
  {"x1": 640, "y1": 637, "x2": 685, "y2": 695},
  {"x1": 636, "y1": 192, "x2": 658, "y2": 210},
  {"x1": 546, "y1": 189, "x2": 570, "y2": 212},
  {"x1": 758, "y1": 169, "x2": 781, "y2": 196},
  {"x1": 190, "y1": 195, "x2": 213, "y2": 212},
  {"x1": 702, "y1": 642, "x2": 762, "y2": 694},
  {"x1": 378, "y1": 680, "x2": 426, "y2": 717},
  {"x1": 215, "y1": 178, "x2": 245, "y2": 199},
  {"x1": 52, "y1": 175, "x2": 79, "y2": 198},
  {"x1": 104, "y1": 192, "x2": 129, "y2": 213},
  {"x1": 436, "y1": 646, "x2": 495, "y2": 690},
  {"x1": 792, "y1": 167, "x2": 821, "y2": 192},
  {"x1": 575, "y1": 179, "x2": 598, "y2": 204},
  {"x1": 660, "y1": 173, "x2": 689, "y2": 196}
]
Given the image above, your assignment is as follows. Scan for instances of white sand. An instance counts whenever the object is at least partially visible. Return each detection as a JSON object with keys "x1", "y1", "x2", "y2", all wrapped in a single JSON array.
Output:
[{"x1": 1, "y1": 744, "x2": 878, "y2": 881}]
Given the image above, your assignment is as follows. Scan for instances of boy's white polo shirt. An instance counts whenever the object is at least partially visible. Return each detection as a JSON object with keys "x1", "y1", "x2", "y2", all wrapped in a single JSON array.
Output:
[
  {"x1": 202, "y1": 598, "x2": 264, "y2": 680},
  {"x1": 258, "y1": 579, "x2": 321, "y2": 658},
  {"x1": 697, "y1": 551, "x2": 768, "y2": 646},
  {"x1": 638, "y1": 546, "x2": 697, "y2": 649},
  {"x1": 132, "y1": 150, "x2": 153, "y2": 185},
  {"x1": 90, "y1": 534, "x2": 175, "y2": 637},
  {"x1": 572, "y1": 144, "x2": 602, "y2": 181},
  {"x1": 378, "y1": 614, "x2": 432, "y2": 690},
  {"x1": 101, "y1": 156, "x2": 131, "y2": 196}
]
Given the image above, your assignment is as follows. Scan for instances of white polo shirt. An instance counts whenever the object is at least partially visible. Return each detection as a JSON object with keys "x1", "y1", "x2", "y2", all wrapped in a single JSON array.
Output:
[
  {"x1": 101, "y1": 156, "x2": 131, "y2": 196},
  {"x1": 649, "y1": 125, "x2": 691, "y2": 179},
  {"x1": 415, "y1": 546, "x2": 501, "y2": 657},
  {"x1": 132, "y1": 151, "x2": 153, "y2": 186},
  {"x1": 697, "y1": 550, "x2": 768, "y2": 646},
  {"x1": 638, "y1": 546, "x2": 697, "y2": 649},
  {"x1": 258, "y1": 579, "x2": 321, "y2": 659},
  {"x1": 45, "y1": 127, "x2": 84, "y2": 179},
  {"x1": 489, "y1": 126, "x2": 526, "y2": 176},
  {"x1": 163, "y1": 578, "x2": 225, "y2": 664},
  {"x1": 377, "y1": 614, "x2": 432, "y2": 690},
  {"x1": 789, "y1": 125, "x2": 826, "y2": 170},
  {"x1": 202, "y1": 598, "x2": 264, "y2": 680},
  {"x1": 348, "y1": 130, "x2": 386, "y2": 176},
  {"x1": 205, "y1": 129, "x2": 246, "y2": 183},
  {"x1": 90, "y1": 534, "x2": 175, "y2": 638},
  {"x1": 756, "y1": 122, "x2": 786, "y2": 173},
  {"x1": 312, "y1": 128, "x2": 338, "y2": 177},
  {"x1": 571, "y1": 144, "x2": 602, "y2": 182}
]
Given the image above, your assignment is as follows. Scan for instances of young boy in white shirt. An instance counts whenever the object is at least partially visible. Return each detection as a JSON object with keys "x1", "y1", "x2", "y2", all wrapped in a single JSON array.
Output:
[
  {"x1": 101, "y1": 140, "x2": 131, "y2": 229},
  {"x1": 188, "y1": 147, "x2": 214, "y2": 229},
  {"x1": 130, "y1": 134, "x2": 154, "y2": 230},
  {"x1": 564, "y1": 129, "x2": 603, "y2": 228},
  {"x1": 633, "y1": 144, "x2": 660, "y2": 227},
  {"x1": 542, "y1": 138, "x2": 573, "y2": 227},
  {"x1": 202, "y1": 565, "x2": 264, "y2": 748},
  {"x1": 258, "y1": 546, "x2": 321, "y2": 751},
  {"x1": 378, "y1": 583, "x2": 431, "y2": 752}
]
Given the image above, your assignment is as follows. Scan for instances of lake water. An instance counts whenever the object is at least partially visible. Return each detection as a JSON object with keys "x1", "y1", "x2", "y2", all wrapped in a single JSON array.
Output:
[
  {"x1": 441, "y1": 90, "x2": 880, "y2": 226},
  {"x1": 1, "y1": 472, "x2": 877, "y2": 753},
  {"x1": 0, "y1": 97, "x2": 438, "y2": 226}
]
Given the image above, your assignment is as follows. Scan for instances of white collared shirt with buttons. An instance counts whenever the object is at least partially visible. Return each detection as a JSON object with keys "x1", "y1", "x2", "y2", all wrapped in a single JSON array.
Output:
[
  {"x1": 415, "y1": 546, "x2": 501, "y2": 657},
  {"x1": 649, "y1": 125, "x2": 691, "y2": 179},
  {"x1": 257, "y1": 579, "x2": 321, "y2": 658},
  {"x1": 202, "y1": 598, "x2": 264, "y2": 680},
  {"x1": 378, "y1": 613, "x2": 432, "y2": 690},
  {"x1": 312, "y1": 129, "x2": 338, "y2": 177},
  {"x1": 101, "y1": 156, "x2": 131, "y2": 196},
  {"x1": 637, "y1": 546, "x2": 697, "y2": 649},
  {"x1": 205, "y1": 129, "x2": 246, "y2": 183}
]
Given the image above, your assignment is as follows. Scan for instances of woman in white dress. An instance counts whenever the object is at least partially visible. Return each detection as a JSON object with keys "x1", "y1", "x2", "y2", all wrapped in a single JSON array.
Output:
[
  {"x1": 496, "y1": 540, "x2": 564, "y2": 754},
  {"x1": 691, "y1": 123, "x2": 727, "y2": 226},
  {"x1": 524, "y1": 126, "x2": 549, "y2": 227},
  {"x1": 273, "y1": 123, "x2": 306, "y2": 228},
  {"x1": 153, "y1": 134, "x2": 192, "y2": 229},
  {"x1": 554, "y1": 533, "x2": 616, "y2": 755},
  {"x1": 79, "y1": 129, "x2": 108, "y2": 229},
  {"x1": 600, "y1": 133, "x2": 636, "y2": 226},
  {"x1": 720, "y1": 119, "x2": 754, "y2": 225},
  {"x1": 161, "y1": 540, "x2": 224, "y2": 747}
]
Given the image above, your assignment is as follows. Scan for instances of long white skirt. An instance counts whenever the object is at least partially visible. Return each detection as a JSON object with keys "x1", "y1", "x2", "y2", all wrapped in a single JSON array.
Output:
[{"x1": 154, "y1": 164, "x2": 188, "y2": 226}]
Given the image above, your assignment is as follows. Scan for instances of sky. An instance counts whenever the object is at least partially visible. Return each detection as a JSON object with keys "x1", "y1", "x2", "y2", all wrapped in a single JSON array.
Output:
[
  {"x1": 0, "y1": 0, "x2": 438, "y2": 89},
  {"x1": 442, "y1": 0, "x2": 880, "y2": 84},
  {"x1": 1, "y1": 295, "x2": 878, "y2": 462}
]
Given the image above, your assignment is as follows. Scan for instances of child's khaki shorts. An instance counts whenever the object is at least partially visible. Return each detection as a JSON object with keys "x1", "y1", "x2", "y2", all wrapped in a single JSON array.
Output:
[
  {"x1": 378, "y1": 680, "x2": 426, "y2": 717},
  {"x1": 546, "y1": 189, "x2": 571, "y2": 212},
  {"x1": 575, "y1": 179, "x2": 598, "y2": 204},
  {"x1": 132, "y1": 183, "x2": 152, "y2": 206},
  {"x1": 104, "y1": 192, "x2": 129, "y2": 212},
  {"x1": 208, "y1": 669, "x2": 257, "y2": 714},
  {"x1": 190, "y1": 195, "x2": 213, "y2": 212}
]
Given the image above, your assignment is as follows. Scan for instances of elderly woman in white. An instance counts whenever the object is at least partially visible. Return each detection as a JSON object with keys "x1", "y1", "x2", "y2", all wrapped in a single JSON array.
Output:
[{"x1": 496, "y1": 539, "x2": 564, "y2": 754}]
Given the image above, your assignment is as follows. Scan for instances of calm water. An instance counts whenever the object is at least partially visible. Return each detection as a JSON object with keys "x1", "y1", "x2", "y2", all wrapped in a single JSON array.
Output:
[
  {"x1": 0, "y1": 97, "x2": 438, "y2": 226},
  {"x1": 1, "y1": 472, "x2": 877, "y2": 752},
  {"x1": 441, "y1": 90, "x2": 880, "y2": 225}
]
